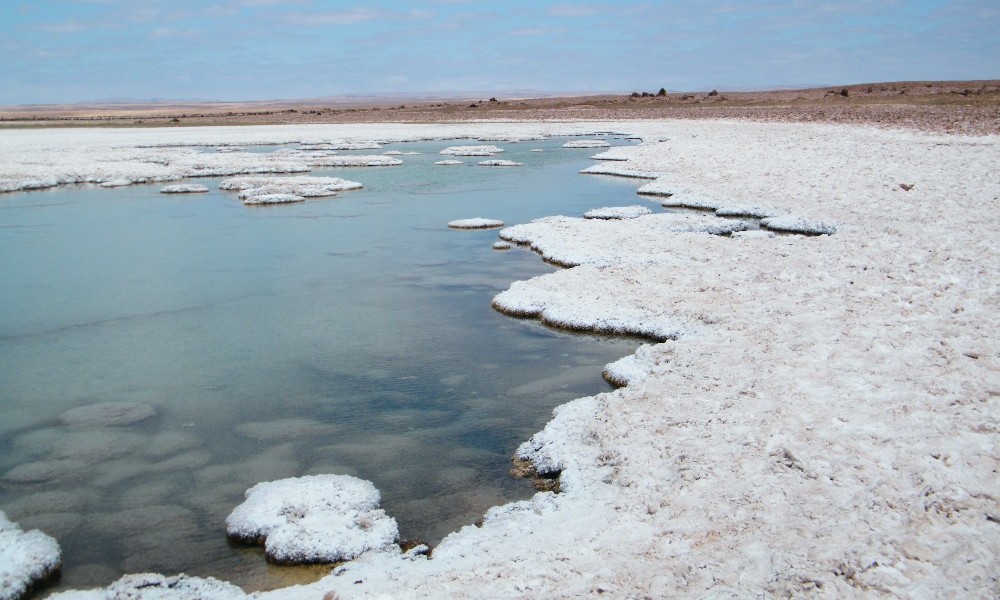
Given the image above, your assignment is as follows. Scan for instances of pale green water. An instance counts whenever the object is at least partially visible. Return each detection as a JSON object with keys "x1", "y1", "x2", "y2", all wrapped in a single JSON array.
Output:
[{"x1": 0, "y1": 137, "x2": 648, "y2": 593}]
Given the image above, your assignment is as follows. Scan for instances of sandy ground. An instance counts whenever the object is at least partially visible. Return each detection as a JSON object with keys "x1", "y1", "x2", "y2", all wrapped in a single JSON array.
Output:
[
  {"x1": 0, "y1": 110, "x2": 996, "y2": 599},
  {"x1": 1, "y1": 81, "x2": 999, "y2": 136}
]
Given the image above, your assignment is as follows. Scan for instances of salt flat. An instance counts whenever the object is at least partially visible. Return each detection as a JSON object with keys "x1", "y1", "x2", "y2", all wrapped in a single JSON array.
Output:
[{"x1": 2, "y1": 119, "x2": 996, "y2": 599}]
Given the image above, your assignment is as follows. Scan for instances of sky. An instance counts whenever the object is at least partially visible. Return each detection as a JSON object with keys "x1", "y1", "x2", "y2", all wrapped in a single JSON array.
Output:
[{"x1": 2, "y1": 0, "x2": 998, "y2": 105}]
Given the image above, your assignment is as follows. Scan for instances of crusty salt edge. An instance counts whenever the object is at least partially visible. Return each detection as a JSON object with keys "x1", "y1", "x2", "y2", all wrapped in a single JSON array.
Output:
[
  {"x1": 0, "y1": 510, "x2": 61, "y2": 600},
  {"x1": 579, "y1": 164, "x2": 658, "y2": 179},
  {"x1": 583, "y1": 205, "x2": 652, "y2": 220},
  {"x1": 448, "y1": 218, "x2": 505, "y2": 229},
  {"x1": 477, "y1": 160, "x2": 523, "y2": 167}
]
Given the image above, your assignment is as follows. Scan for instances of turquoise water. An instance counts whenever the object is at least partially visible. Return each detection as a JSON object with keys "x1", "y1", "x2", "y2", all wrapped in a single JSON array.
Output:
[{"x1": 0, "y1": 137, "x2": 646, "y2": 593}]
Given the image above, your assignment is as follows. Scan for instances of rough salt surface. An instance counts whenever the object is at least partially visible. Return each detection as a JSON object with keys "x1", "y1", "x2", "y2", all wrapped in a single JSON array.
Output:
[
  {"x1": 579, "y1": 164, "x2": 658, "y2": 179},
  {"x1": 447, "y1": 218, "x2": 505, "y2": 229},
  {"x1": 158, "y1": 184, "x2": 209, "y2": 194},
  {"x1": 48, "y1": 574, "x2": 248, "y2": 600},
  {"x1": 0, "y1": 511, "x2": 61, "y2": 600},
  {"x1": 562, "y1": 139, "x2": 610, "y2": 148},
  {"x1": 304, "y1": 155, "x2": 401, "y2": 167},
  {"x1": 760, "y1": 214, "x2": 837, "y2": 235},
  {"x1": 583, "y1": 205, "x2": 652, "y2": 220},
  {"x1": 476, "y1": 160, "x2": 522, "y2": 167},
  {"x1": 225, "y1": 474, "x2": 398, "y2": 564},
  {"x1": 433, "y1": 160, "x2": 464, "y2": 166},
  {"x1": 438, "y1": 145, "x2": 504, "y2": 156},
  {"x1": 219, "y1": 176, "x2": 362, "y2": 204},
  {"x1": 240, "y1": 193, "x2": 304, "y2": 206}
]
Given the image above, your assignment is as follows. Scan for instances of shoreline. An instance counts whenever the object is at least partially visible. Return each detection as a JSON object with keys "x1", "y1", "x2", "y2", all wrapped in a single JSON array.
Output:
[{"x1": 2, "y1": 118, "x2": 997, "y2": 598}]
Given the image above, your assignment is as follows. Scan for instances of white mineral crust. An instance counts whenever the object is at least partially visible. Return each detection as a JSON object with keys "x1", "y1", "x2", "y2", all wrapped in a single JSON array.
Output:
[
  {"x1": 583, "y1": 205, "x2": 652, "y2": 220},
  {"x1": 476, "y1": 160, "x2": 522, "y2": 167},
  {"x1": 447, "y1": 218, "x2": 505, "y2": 229},
  {"x1": 562, "y1": 139, "x2": 611, "y2": 148},
  {"x1": 438, "y1": 145, "x2": 504, "y2": 156},
  {"x1": 0, "y1": 511, "x2": 61, "y2": 600}
]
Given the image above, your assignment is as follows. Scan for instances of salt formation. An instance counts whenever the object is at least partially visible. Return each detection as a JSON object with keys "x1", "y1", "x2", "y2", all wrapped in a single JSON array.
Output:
[
  {"x1": 760, "y1": 214, "x2": 837, "y2": 235},
  {"x1": 714, "y1": 204, "x2": 786, "y2": 218},
  {"x1": 59, "y1": 402, "x2": 156, "y2": 428},
  {"x1": 218, "y1": 176, "x2": 362, "y2": 205},
  {"x1": 225, "y1": 475, "x2": 398, "y2": 564},
  {"x1": 562, "y1": 139, "x2": 610, "y2": 148},
  {"x1": 579, "y1": 164, "x2": 658, "y2": 179},
  {"x1": 478, "y1": 135, "x2": 546, "y2": 142},
  {"x1": 492, "y1": 241, "x2": 511, "y2": 250},
  {"x1": 48, "y1": 573, "x2": 248, "y2": 600},
  {"x1": 438, "y1": 145, "x2": 504, "y2": 156},
  {"x1": 382, "y1": 151, "x2": 404, "y2": 155},
  {"x1": 299, "y1": 142, "x2": 380, "y2": 150},
  {"x1": 447, "y1": 218, "x2": 505, "y2": 229},
  {"x1": 590, "y1": 151, "x2": 629, "y2": 161},
  {"x1": 0, "y1": 511, "x2": 61, "y2": 600},
  {"x1": 583, "y1": 205, "x2": 652, "y2": 220},
  {"x1": 476, "y1": 160, "x2": 523, "y2": 167},
  {"x1": 434, "y1": 160, "x2": 465, "y2": 165},
  {"x1": 159, "y1": 184, "x2": 209, "y2": 194},
  {"x1": 305, "y1": 155, "x2": 401, "y2": 167}
]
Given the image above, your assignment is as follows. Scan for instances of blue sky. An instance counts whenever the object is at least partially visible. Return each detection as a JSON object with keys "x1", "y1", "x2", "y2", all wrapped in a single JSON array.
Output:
[{"x1": 2, "y1": 0, "x2": 998, "y2": 105}]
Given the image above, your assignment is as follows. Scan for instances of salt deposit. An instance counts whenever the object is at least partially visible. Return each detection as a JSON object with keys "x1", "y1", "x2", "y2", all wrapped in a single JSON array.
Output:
[
  {"x1": 219, "y1": 175, "x2": 362, "y2": 199},
  {"x1": 447, "y1": 218, "x2": 505, "y2": 229},
  {"x1": 492, "y1": 242, "x2": 511, "y2": 250},
  {"x1": 305, "y1": 155, "x2": 401, "y2": 167},
  {"x1": 240, "y1": 193, "x2": 304, "y2": 206},
  {"x1": 59, "y1": 402, "x2": 156, "y2": 428},
  {"x1": 433, "y1": 160, "x2": 464, "y2": 166},
  {"x1": 562, "y1": 139, "x2": 610, "y2": 148},
  {"x1": 48, "y1": 574, "x2": 248, "y2": 600},
  {"x1": 300, "y1": 142, "x2": 380, "y2": 151},
  {"x1": 0, "y1": 511, "x2": 61, "y2": 600},
  {"x1": 760, "y1": 214, "x2": 837, "y2": 235},
  {"x1": 225, "y1": 475, "x2": 398, "y2": 564},
  {"x1": 579, "y1": 164, "x2": 658, "y2": 179},
  {"x1": 589, "y1": 151, "x2": 629, "y2": 161},
  {"x1": 159, "y1": 184, "x2": 209, "y2": 194},
  {"x1": 476, "y1": 160, "x2": 522, "y2": 167},
  {"x1": 438, "y1": 145, "x2": 504, "y2": 156},
  {"x1": 530, "y1": 149, "x2": 544, "y2": 152},
  {"x1": 382, "y1": 151, "x2": 404, "y2": 155},
  {"x1": 583, "y1": 205, "x2": 652, "y2": 220},
  {"x1": 478, "y1": 135, "x2": 546, "y2": 142},
  {"x1": 714, "y1": 204, "x2": 786, "y2": 218}
]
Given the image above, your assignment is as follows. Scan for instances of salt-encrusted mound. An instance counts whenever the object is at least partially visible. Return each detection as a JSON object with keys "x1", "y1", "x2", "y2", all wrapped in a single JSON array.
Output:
[
  {"x1": 226, "y1": 474, "x2": 398, "y2": 564},
  {"x1": 59, "y1": 402, "x2": 156, "y2": 428},
  {"x1": 583, "y1": 206, "x2": 652, "y2": 220},
  {"x1": 661, "y1": 195, "x2": 721, "y2": 210},
  {"x1": 448, "y1": 218, "x2": 505, "y2": 229},
  {"x1": 300, "y1": 142, "x2": 380, "y2": 151},
  {"x1": 49, "y1": 573, "x2": 248, "y2": 600},
  {"x1": 381, "y1": 151, "x2": 404, "y2": 156},
  {"x1": 219, "y1": 176, "x2": 362, "y2": 202},
  {"x1": 602, "y1": 344, "x2": 661, "y2": 387},
  {"x1": 305, "y1": 155, "x2": 401, "y2": 167},
  {"x1": 159, "y1": 184, "x2": 209, "y2": 194},
  {"x1": 714, "y1": 204, "x2": 786, "y2": 218},
  {"x1": 477, "y1": 160, "x2": 523, "y2": 167},
  {"x1": 562, "y1": 140, "x2": 610, "y2": 148},
  {"x1": 590, "y1": 151, "x2": 629, "y2": 161},
  {"x1": 761, "y1": 214, "x2": 837, "y2": 235},
  {"x1": 402, "y1": 152, "x2": 421, "y2": 155},
  {"x1": 434, "y1": 160, "x2": 465, "y2": 166},
  {"x1": 579, "y1": 165, "x2": 658, "y2": 179},
  {"x1": 635, "y1": 179, "x2": 678, "y2": 197},
  {"x1": 241, "y1": 194, "x2": 304, "y2": 206},
  {"x1": 0, "y1": 511, "x2": 61, "y2": 600},
  {"x1": 492, "y1": 241, "x2": 511, "y2": 250},
  {"x1": 478, "y1": 135, "x2": 546, "y2": 142},
  {"x1": 438, "y1": 145, "x2": 504, "y2": 156}
]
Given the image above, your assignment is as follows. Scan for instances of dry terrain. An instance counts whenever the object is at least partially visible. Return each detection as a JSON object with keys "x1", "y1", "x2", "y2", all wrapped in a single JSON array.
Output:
[{"x1": 2, "y1": 81, "x2": 998, "y2": 135}]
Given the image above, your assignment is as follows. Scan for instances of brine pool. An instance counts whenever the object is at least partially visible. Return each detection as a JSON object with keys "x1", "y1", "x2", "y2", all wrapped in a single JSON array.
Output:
[{"x1": 0, "y1": 136, "x2": 646, "y2": 594}]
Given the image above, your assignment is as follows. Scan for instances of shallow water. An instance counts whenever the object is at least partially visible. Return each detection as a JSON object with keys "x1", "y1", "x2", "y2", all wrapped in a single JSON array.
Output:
[{"x1": 0, "y1": 136, "x2": 647, "y2": 593}]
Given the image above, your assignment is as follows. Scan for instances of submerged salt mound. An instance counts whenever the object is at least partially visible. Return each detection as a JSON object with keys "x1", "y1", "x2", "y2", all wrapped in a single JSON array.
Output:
[
  {"x1": 583, "y1": 206, "x2": 652, "y2": 220},
  {"x1": 226, "y1": 474, "x2": 398, "y2": 564},
  {"x1": 562, "y1": 139, "x2": 610, "y2": 148},
  {"x1": 761, "y1": 214, "x2": 837, "y2": 235},
  {"x1": 448, "y1": 218, "x2": 505, "y2": 229},
  {"x1": 0, "y1": 511, "x2": 61, "y2": 600},
  {"x1": 438, "y1": 145, "x2": 504, "y2": 156},
  {"x1": 59, "y1": 402, "x2": 156, "y2": 428},
  {"x1": 241, "y1": 194, "x2": 304, "y2": 206},
  {"x1": 49, "y1": 573, "x2": 248, "y2": 600},
  {"x1": 434, "y1": 160, "x2": 464, "y2": 166},
  {"x1": 219, "y1": 176, "x2": 362, "y2": 201},
  {"x1": 579, "y1": 165, "x2": 658, "y2": 179},
  {"x1": 477, "y1": 160, "x2": 523, "y2": 167},
  {"x1": 159, "y1": 184, "x2": 209, "y2": 194},
  {"x1": 305, "y1": 155, "x2": 402, "y2": 167}
]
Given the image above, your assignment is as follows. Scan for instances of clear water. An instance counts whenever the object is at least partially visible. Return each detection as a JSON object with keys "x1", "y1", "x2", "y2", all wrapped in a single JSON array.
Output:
[{"x1": 0, "y1": 137, "x2": 646, "y2": 593}]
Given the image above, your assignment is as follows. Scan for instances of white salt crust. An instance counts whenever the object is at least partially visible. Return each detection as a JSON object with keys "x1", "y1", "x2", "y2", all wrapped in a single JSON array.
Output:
[
  {"x1": 589, "y1": 151, "x2": 629, "y2": 161},
  {"x1": 583, "y1": 205, "x2": 652, "y2": 220},
  {"x1": 562, "y1": 139, "x2": 610, "y2": 148},
  {"x1": 434, "y1": 160, "x2": 464, "y2": 166},
  {"x1": 0, "y1": 511, "x2": 61, "y2": 600},
  {"x1": 218, "y1": 176, "x2": 362, "y2": 203},
  {"x1": 492, "y1": 241, "x2": 511, "y2": 250},
  {"x1": 447, "y1": 218, "x2": 505, "y2": 229},
  {"x1": 49, "y1": 574, "x2": 248, "y2": 600},
  {"x1": 4, "y1": 121, "x2": 998, "y2": 599},
  {"x1": 438, "y1": 145, "x2": 504, "y2": 156},
  {"x1": 240, "y1": 194, "x2": 304, "y2": 206},
  {"x1": 304, "y1": 155, "x2": 401, "y2": 167},
  {"x1": 225, "y1": 475, "x2": 398, "y2": 564},
  {"x1": 158, "y1": 184, "x2": 209, "y2": 194},
  {"x1": 580, "y1": 164, "x2": 659, "y2": 179},
  {"x1": 476, "y1": 160, "x2": 522, "y2": 167},
  {"x1": 761, "y1": 214, "x2": 838, "y2": 235}
]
